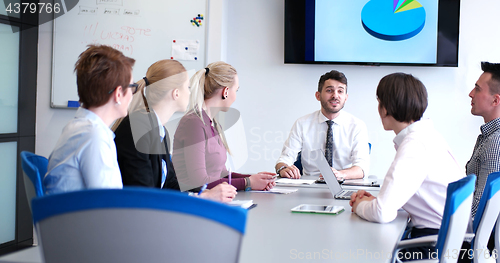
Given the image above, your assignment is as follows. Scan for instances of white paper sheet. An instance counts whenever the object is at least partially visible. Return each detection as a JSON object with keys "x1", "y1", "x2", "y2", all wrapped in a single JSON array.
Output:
[
  {"x1": 250, "y1": 188, "x2": 298, "y2": 194},
  {"x1": 171, "y1": 39, "x2": 200, "y2": 61},
  {"x1": 275, "y1": 178, "x2": 316, "y2": 185}
]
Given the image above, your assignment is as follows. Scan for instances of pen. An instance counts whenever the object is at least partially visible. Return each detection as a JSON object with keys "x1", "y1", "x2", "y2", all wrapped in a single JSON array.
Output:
[
  {"x1": 198, "y1": 184, "x2": 207, "y2": 195},
  {"x1": 228, "y1": 168, "x2": 232, "y2": 185}
]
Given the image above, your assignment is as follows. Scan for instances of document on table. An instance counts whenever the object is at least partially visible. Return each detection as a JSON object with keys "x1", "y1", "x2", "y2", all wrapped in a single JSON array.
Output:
[
  {"x1": 250, "y1": 188, "x2": 298, "y2": 194},
  {"x1": 276, "y1": 178, "x2": 316, "y2": 185}
]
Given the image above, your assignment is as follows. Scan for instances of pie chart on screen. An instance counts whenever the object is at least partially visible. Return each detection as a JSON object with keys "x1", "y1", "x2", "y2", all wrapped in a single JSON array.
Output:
[{"x1": 361, "y1": 0, "x2": 426, "y2": 41}]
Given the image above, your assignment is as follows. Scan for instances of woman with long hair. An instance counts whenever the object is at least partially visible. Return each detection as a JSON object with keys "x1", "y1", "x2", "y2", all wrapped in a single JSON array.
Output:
[
  {"x1": 173, "y1": 61, "x2": 276, "y2": 192},
  {"x1": 114, "y1": 59, "x2": 237, "y2": 202}
]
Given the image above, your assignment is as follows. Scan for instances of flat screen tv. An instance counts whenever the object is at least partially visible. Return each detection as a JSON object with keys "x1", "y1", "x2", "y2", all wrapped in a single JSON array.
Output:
[{"x1": 285, "y1": 0, "x2": 460, "y2": 67}]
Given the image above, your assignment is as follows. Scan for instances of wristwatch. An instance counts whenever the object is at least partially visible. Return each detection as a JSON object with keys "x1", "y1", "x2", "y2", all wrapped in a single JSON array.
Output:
[
  {"x1": 244, "y1": 177, "x2": 252, "y2": 191},
  {"x1": 276, "y1": 165, "x2": 287, "y2": 176}
]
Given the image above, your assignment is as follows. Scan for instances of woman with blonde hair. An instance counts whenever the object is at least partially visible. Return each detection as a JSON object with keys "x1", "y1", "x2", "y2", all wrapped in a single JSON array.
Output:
[
  {"x1": 173, "y1": 61, "x2": 276, "y2": 192},
  {"x1": 114, "y1": 59, "x2": 237, "y2": 202}
]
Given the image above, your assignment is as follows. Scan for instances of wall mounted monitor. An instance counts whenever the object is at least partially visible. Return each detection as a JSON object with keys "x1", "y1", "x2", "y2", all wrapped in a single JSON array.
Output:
[{"x1": 285, "y1": 0, "x2": 460, "y2": 67}]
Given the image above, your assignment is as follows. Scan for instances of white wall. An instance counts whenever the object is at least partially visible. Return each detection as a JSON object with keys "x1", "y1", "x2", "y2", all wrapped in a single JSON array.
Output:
[
  {"x1": 36, "y1": 0, "x2": 500, "y2": 178},
  {"x1": 36, "y1": 19, "x2": 77, "y2": 158},
  {"x1": 221, "y1": 0, "x2": 500, "y2": 176}
]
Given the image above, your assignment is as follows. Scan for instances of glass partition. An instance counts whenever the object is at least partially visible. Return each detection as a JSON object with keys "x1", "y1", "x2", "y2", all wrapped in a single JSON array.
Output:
[
  {"x1": 0, "y1": 23, "x2": 19, "y2": 134},
  {"x1": 0, "y1": 142, "x2": 17, "y2": 245}
]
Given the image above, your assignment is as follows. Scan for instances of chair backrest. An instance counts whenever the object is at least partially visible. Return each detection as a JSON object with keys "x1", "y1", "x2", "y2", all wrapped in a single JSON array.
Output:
[
  {"x1": 496, "y1": 214, "x2": 500, "y2": 263},
  {"x1": 435, "y1": 175, "x2": 476, "y2": 263},
  {"x1": 473, "y1": 172, "x2": 500, "y2": 263},
  {"x1": 32, "y1": 188, "x2": 247, "y2": 263},
  {"x1": 20, "y1": 151, "x2": 48, "y2": 211}
]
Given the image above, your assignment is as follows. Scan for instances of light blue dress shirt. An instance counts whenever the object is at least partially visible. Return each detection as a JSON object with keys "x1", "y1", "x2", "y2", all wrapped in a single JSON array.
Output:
[{"x1": 44, "y1": 108, "x2": 123, "y2": 194}]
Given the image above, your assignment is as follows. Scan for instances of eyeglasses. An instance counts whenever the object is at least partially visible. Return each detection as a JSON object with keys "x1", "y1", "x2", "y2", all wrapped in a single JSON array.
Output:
[
  {"x1": 108, "y1": 83, "x2": 139, "y2": 95},
  {"x1": 128, "y1": 83, "x2": 139, "y2": 94}
]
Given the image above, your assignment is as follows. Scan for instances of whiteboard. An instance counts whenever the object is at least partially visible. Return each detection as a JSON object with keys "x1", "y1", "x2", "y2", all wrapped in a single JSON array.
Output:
[{"x1": 51, "y1": 0, "x2": 207, "y2": 108}]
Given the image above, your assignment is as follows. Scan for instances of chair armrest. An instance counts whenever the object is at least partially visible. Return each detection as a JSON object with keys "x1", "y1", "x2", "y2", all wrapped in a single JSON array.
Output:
[
  {"x1": 393, "y1": 253, "x2": 440, "y2": 263},
  {"x1": 391, "y1": 235, "x2": 438, "y2": 263},
  {"x1": 392, "y1": 233, "x2": 475, "y2": 263},
  {"x1": 396, "y1": 235, "x2": 438, "y2": 250},
  {"x1": 463, "y1": 233, "x2": 475, "y2": 243}
]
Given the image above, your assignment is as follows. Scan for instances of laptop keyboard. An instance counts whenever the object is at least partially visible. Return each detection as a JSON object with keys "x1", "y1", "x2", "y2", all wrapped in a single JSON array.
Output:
[{"x1": 341, "y1": 190, "x2": 356, "y2": 197}]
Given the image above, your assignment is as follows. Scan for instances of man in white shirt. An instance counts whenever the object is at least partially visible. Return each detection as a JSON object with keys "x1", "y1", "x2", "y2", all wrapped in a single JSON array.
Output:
[
  {"x1": 275, "y1": 70, "x2": 370, "y2": 179},
  {"x1": 350, "y1": 73, "x2": 463, "y2": 260}
]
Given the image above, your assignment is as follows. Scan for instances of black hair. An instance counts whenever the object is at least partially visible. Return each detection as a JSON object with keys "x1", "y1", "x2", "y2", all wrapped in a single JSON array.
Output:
[
  {"x1": 481, "y1": 62, "x2": 500, "y2": 95},
  {"x1": 318, "y1": 70, "x2": 347, "y2": 92}
]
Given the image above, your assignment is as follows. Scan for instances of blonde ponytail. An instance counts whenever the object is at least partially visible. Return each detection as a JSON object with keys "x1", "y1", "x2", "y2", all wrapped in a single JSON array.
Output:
[
  {"x1": 111, "y1": 60, "x2": 186, "y2": 131},
  {"x1": 186, "y1": 61, "x2": 237, "y2": 154},
  {"x1": 187, "y1": 68, "x2": 207, "y2": 121}
]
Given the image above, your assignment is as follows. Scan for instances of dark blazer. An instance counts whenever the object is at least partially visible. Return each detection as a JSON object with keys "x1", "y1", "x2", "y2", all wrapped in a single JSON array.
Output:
[{"x1": 114, "y1": 111, "x2": 179, "y2": 190}]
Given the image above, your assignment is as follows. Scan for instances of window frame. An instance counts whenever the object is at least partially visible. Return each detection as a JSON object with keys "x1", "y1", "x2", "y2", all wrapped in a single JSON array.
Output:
[{"x1": 0, "y1": 1, "x2": 38, "y2": 253}]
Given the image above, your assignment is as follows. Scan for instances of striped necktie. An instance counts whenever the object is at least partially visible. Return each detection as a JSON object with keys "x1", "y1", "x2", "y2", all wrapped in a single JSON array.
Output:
[{"x1": 325, "y1": 120, "x2": 334, "y2": 167}]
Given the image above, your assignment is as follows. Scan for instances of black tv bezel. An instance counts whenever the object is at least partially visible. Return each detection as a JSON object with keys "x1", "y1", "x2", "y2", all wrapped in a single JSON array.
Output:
[{"x1": 284, "y1": 0, "x2": 460, "y2": 67}]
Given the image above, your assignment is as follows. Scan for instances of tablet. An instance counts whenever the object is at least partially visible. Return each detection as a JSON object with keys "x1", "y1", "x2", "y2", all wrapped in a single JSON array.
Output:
[{"x1": 291, "y1": 204, "x2": 345, "y2": 215}]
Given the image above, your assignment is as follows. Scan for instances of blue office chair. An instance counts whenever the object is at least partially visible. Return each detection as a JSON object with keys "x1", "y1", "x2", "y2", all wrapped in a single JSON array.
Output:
[
  {"x1": 32, "y1": 188, "x2": 248, "y2": 263},
  {"x1": 471, "y1": 172, "x2": 500, "y2": 263},
  {"x1": 293, "y1": 143, "x2": 371, "y2": 175},
  {"x1": 20, "y1": 151, "x2": 48, "y2": 212},
  {"x1": 391, "y1": 175, "x2": 476, "y2": 263}
]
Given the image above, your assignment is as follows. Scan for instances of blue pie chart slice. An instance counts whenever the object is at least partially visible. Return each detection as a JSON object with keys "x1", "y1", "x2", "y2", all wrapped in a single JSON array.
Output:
[{"x1": 361, "y1": 0, "x2": 426, "y2": 41}]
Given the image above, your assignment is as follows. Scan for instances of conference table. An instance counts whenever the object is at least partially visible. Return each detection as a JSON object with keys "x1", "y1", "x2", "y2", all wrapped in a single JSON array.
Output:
[
  {"x1": 236, "y1": 181, "x2": 408, "y2": 263},
  {"x1": 0, "y1": 177, "x2": 408, "y2": 263}
]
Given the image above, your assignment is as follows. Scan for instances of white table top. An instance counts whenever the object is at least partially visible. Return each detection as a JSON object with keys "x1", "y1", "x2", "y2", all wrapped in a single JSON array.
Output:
[
  {"x1": 236, "y1": 185, "x2": 408, "y2": 263},
  {"x1": 0, "y1": 180, "x2": 407, "y2": 263}
]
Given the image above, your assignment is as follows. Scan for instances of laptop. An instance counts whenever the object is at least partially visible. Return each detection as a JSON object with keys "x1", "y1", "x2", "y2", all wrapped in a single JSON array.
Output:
[{"x1": 313, "y1": 149, "x2": 357, "y2": 200}]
